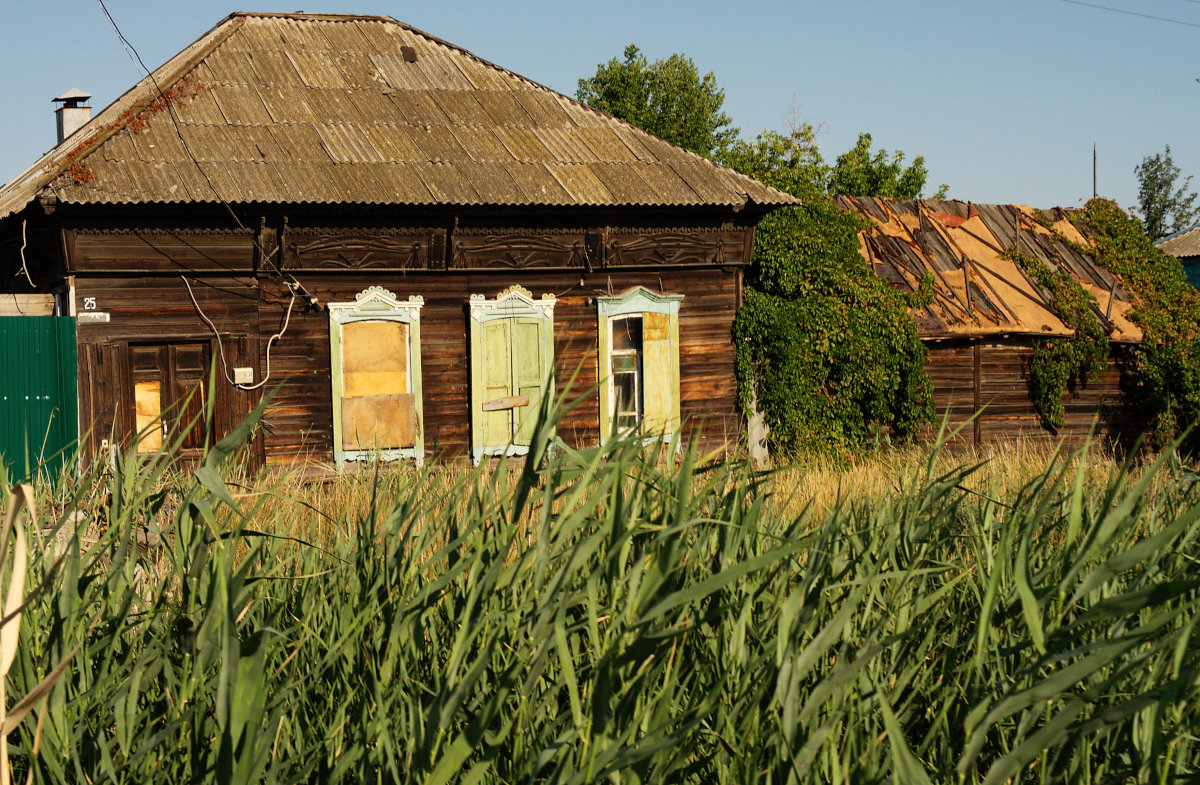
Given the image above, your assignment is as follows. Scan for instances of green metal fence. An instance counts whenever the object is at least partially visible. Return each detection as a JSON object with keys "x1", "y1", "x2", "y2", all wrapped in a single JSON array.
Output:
[{"x1": 0, "y1": 316, "x2": 78, "y2": 481}]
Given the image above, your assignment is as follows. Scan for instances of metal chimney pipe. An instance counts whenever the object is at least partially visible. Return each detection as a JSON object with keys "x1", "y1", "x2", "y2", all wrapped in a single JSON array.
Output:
[{"x1": 52, "y1": 88, "x2": 92, "y2": 143}]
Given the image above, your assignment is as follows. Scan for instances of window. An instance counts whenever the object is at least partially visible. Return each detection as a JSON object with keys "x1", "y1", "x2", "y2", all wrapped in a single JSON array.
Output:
[
  {"x1": 597, "y1": 287, "x2": 683, "y2": 441},
  {"x1": 611, "y1": 315, "x2": 643, "y2": 432},
  {"x1": 469, "y1": 285, "x2": 557, "y2": 463},
  {"x1": 328, "y1": 287, "x2": 425, "y2": 467},
  {"x1": 130, "y1": 342, "x2": 210, "y2": 454}
]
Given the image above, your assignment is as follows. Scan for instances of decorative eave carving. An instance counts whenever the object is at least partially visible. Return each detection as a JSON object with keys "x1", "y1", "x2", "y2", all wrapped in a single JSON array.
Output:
[
  {"x1": 282, "y1": 226, "x2": 447, "y2": 271},
  {"x1": 606, "y1": 226, "x2": 747, "y2": 268},
  {"x1": 451, "y1": 228, "x2": 598, "y2": 271}
]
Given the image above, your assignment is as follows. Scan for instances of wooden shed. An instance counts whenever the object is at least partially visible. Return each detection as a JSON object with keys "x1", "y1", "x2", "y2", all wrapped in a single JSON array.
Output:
[
  {"x1": 1157, "y1": 224, "x2": 1200, "y2": 289},
  {"x1": 835, "y1": 196, "x2": 1147, "y2": 448},
  {"x1": 0, "y1": 12, "x2": 794, "y2": 471}
]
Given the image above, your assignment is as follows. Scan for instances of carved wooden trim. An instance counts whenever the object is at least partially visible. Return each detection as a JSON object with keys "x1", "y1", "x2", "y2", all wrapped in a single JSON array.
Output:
[
  {"x1": 282, "y1": 227, "x2": 446, "y2": 271},
  {"x1": 451, "y1": 228, "x2": 593, "y2": 270},
  {"x1": 606, "y1": 227, "x2": 748, "y2": 268}
]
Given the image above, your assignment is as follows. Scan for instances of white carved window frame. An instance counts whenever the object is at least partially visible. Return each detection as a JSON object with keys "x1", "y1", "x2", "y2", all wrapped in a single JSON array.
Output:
[
  {"x1": 597, "y1": 286, "x2": 683, "y2": 444},
  {"x1": 328, "y1": 286, "x2": 425, "y2": 468}
]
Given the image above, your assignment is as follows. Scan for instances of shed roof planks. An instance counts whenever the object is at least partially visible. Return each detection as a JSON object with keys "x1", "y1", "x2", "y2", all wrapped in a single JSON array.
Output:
[{"x1": 837, "y1": 196, "x2": 1143, "y2": 343}]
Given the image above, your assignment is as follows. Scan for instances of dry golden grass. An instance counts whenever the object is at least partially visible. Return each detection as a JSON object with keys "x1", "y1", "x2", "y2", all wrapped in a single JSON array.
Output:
[
  {"x1": 222, "y1": 436, "x2": 1163, "y2": 551},
  {"x1": 752, "y1": 437, "x2": 1158, "y2": 524}
]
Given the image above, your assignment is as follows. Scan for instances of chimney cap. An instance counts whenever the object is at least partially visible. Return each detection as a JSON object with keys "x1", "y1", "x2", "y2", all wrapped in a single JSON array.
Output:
[{"x1": 52, "y1": 88, "x2": 92, "y2": 105}]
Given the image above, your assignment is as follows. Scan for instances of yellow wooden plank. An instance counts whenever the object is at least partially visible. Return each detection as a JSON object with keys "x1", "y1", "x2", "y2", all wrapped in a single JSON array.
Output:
[
  {"x1": 342, "y1": 320, "x2": 408, "y2": 375},
  {"x1": 344, "y1": 370, "x2": 408, "y2": 398},
  {"x1": 341, "y1": 393, "x2": 417, "y2": 450}
]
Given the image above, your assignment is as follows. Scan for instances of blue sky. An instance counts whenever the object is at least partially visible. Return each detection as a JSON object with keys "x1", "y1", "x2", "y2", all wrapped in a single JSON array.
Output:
[{"x1": 2, "y1": 1, "x2": 1196, "y2": 212}]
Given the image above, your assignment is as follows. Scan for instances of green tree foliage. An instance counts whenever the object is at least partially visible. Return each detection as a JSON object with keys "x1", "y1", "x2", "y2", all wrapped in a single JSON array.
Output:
[
  {"x1": 575, "y1": 44, "x2": 737, "y2": 158},
  {"x1": 829, "y1": 132, "x2": 948, "y2": 199},
  {"x1": 577, "y1": 48, "x2": 940, "y2": 458},
  {"x1": 1072, "y1": 198, "x2": 1200, "y2": 446},
  {"x1": 1004, "y1": 249, "x2": 1109, "y2": 431},
  {"x1": 727, "y1": 126, "x2": 933, "y2": 458},
  {"x1": 1134, "y1": 144, "x2": 1198, "y2": 241}
]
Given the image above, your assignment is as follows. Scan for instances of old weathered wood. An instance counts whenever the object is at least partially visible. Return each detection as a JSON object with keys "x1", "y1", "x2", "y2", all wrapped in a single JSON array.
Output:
[{"x1": 482, "y1": 395, "x2": 529, "y2": 412}]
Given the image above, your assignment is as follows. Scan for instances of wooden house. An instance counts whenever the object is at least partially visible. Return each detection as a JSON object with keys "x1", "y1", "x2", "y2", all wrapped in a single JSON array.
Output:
[
  {"x1": 835, "y1": 196, "x2": 1147, "y2": 448},
  {"x1": 0, "y1": 12, "x2": 794, "y2": 471}
]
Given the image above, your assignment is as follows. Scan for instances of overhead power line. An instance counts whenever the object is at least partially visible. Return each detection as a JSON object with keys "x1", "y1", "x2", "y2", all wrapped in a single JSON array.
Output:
[
  {"x1": 1057, "y1": 0, "x2": 1200, "y2": 28},
  {"x1": 94, "y1": 0, "x2": 313, "y2": 391}
]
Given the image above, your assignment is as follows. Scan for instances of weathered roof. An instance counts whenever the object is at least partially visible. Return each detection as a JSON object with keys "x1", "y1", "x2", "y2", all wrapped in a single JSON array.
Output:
[
  {"x1": 0, "y1": 12, "x2": 794, "y2": 219},
  {"x1": 1157, "y1": 223, "x2": 1200, "y2": 259},
  {"x1": 836, "y1": 196, "x2": 1142, "y2": 343}
]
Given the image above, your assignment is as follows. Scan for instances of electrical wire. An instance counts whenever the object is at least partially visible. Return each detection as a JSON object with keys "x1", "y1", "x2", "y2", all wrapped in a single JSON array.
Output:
[
  {"x1": 182, "y1": 275, "x2": 296, "y2": 391},
  {"x1": 1057, "y1": 0, "x2": 1200, "y2": 28},
  {"x1": 96, "y1": 0, "x2": 316, "y2": 302},
  {"x1": 95, "y1": 0, "x2": 322, "y2": 393},
  {"x1": 17, "y1": 220, "x2": 35, "y2": 288}
]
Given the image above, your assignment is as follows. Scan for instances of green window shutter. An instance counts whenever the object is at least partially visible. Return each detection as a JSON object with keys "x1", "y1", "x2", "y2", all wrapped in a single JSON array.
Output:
[
  {"x1": 468, "y1": 286, "x2": 556, "y2": 463},
  {"x1": 328, "y1": 288, "x2": 425, "y2": 468},
  {"x1": 512, "y1": 317, "x2": 545, "y2": 446},
  {"x1": 597, "y1": 287, "x2": 683, "y2": 443},
  {"x1": 481, "y1": 320, "x2": 513, "y2": 449},
  {"x1": 640, "y1": 311, "x2": 678, "y2": 435}
]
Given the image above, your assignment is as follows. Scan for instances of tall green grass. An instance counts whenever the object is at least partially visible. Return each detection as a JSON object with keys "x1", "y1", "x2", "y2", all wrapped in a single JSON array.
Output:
[{"x1": 4, "y1": 393, "x2": 1200, "y2": 783}]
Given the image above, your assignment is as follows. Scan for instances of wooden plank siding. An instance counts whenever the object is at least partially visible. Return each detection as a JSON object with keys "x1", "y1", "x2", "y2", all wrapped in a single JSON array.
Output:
[
  {"x1": 69, "y1": 227, "x2": 747, "y2": 466},
  {"x1": 73, "y1": 275, "x2": 261, "y2": 460},
  {"x1": 924, "y1": 339, "x2": 1146, "y2": 450},
  {"x1": 258, "y1": 267, "x2": 741, "y2": 465}
]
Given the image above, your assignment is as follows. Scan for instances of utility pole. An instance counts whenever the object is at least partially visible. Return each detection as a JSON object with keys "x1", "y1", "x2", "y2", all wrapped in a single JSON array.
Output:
[{"x1": 1093, "y1": 142, "x2": 1097, "y2": 199}]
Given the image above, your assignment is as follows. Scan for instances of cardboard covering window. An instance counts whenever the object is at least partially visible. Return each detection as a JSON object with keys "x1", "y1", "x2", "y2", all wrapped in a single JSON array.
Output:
[
  {"x1": 340, "y1": 321, "x2": 416, "y2": 450},
  {"x1": 597, "y1": 287, "x2": 683, "y2": 442},
  {"x1": 328, "y1": 288, "x2": 425, "y2": 467},
  {"x1": 134, "y1": 381, "x2": 163, "y2": 453}
]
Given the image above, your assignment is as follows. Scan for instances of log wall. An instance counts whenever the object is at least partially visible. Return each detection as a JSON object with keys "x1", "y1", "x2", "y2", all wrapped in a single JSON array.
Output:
[
  {"x1": 68, "y1": 223, "x2": 747, "y2": 466},
  {"x1": 256, "y1": 267, "x2": 741, "y2": 464},
  {"x1": 924, "y1": 339, "x2": 1145, "y2": 450}
]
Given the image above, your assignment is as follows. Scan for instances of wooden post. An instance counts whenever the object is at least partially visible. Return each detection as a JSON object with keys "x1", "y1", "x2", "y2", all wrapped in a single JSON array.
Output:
[{"x1": 973, "y1": 341, "x2": 982, "y2": 448}]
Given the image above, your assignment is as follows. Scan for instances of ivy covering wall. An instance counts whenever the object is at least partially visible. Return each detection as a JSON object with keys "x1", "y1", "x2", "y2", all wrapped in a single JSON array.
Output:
[
  {"x1": 1070, "y1": 199, "x2": 1200, "y2": 447},
  {"x1": 731, "y1": 160, "x2": 933, "y2": 459},
  {"x1": 734, "y1": 193, "x2": 1200, "y2": 459}
]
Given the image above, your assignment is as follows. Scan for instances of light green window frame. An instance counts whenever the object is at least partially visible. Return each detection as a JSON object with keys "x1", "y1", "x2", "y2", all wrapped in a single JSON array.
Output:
[
  {"x1": 329, "y1": 286, "x2": 425, "y2": 468},
  {"x1": 469, "y1": 285, "x2": 557, "y2": 464},
  {"x1": 597, "y1": 286, "x2": 683, "y2": 442}
]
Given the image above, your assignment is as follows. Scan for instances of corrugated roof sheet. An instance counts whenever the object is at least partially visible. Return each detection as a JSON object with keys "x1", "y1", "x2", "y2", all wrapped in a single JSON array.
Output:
[
  {"x1": 1158, "y1": 223, "x2": 1200, "y2": 259},
  {"x1": 837, "y1": 196, "x2": 1142, "y2": 343},
  {"x1": 0, "y1": 12, "x2": 794, "y2": 218}
]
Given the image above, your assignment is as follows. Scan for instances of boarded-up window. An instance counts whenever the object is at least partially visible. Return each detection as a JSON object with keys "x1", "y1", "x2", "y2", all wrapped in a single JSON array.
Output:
[
  {"x1": 328, "y1": 288, "x2": 425, "y2": 467},
  {"x1": 134, "y1": 381, "x2": 162, "y2": 453},
  {"x1": 340, "y1": 320, "x2": 416, "y2": 451},
  {"x1": 597, "y1": 288, "x2": 683, "y2": 441}
]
